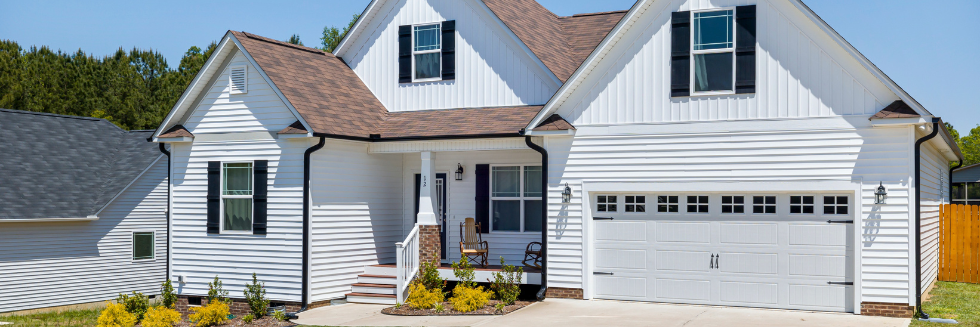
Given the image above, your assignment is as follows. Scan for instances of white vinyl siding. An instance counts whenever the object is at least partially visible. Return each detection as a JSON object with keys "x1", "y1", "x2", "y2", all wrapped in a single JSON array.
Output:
[
  {"x1": 309, "y1": 140, "x2": 404, "y2": 302},
  {"x1": 919, "y1": 141, "x2": 947, "y2": 295},
  {"x1": 340, "y1": 0, "x2": 557, "y2": 112},
  {"x1": 0, "y1": 158, "x2": 168, "y2": 313}
]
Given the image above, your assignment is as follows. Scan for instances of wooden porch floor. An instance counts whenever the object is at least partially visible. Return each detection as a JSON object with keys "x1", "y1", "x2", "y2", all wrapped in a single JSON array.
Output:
[{"x1": 372, "y1": 263, "x2": 541, "y2": 274}]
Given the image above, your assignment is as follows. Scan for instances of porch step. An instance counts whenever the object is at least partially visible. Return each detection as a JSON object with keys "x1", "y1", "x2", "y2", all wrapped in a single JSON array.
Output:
[
  {"x1": 356, "y1": 274, "x2": 397, "y2": 285},
  {"x1": 345, "y1": 292, "x2": 396, "y2": 305},
  {"x1": 363, "y1": 265, "x2": 397, "y2": 275},
  {"x1": 352, "y1": 283, "x2": 396, "y2": 295}
]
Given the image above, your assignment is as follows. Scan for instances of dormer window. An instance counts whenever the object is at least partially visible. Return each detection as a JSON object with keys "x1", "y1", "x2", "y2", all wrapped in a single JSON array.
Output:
[
  {"x1": 413, "y1": 24, "x2": 442, "y2": 82},
  {"x1": 670, "y1": 6, "x2": 755, "y2": 97},
  {"x1": 692, "y1": 10, "x2": 734, "y2": 94}
]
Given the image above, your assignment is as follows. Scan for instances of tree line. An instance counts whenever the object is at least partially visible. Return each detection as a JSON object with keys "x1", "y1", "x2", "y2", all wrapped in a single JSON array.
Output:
[{"x1": 946, "y1": 123, "x2": 980, "y2": 167}]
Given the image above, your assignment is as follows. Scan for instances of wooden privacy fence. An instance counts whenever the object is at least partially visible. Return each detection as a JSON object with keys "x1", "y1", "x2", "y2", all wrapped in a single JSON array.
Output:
[{"x1": 939, "y1": 204, "x2": 980, "y2": 282}]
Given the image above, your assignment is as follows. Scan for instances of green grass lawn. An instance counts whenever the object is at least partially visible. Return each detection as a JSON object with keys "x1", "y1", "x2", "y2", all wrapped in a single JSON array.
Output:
[
  {"x1": 912, "y1": 281, "x2": 980, "y2": 327},
  {"x1": 0, "y1": 309, "x2": 101, "y2": 327}
]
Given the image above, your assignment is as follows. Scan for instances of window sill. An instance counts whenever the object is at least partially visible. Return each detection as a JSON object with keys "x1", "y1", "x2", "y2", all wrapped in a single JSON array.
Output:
[{"x1": 405, "y1": 78, "x2": 444, "y2": 84}]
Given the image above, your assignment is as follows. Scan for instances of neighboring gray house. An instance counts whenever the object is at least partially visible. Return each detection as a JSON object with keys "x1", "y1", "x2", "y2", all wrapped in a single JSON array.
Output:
[
  {"x1": 953, "y1": 163, "x2": 980, "y2": 205},
  {"x1": 0, "y1": 109, "x2": 168, "y2": 313}
]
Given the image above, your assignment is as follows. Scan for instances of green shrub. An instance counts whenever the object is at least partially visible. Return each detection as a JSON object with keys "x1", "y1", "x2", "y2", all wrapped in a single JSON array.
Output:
[
  {"x1": 272, "y1": 309, "x2": 289, "y2": 321},
  {"x1": 160, "y1": 279, "x2": 178, "y2": 309},
  {"x1": 417, "y1": 258, "x2": 446, "y2": 294},
  {"x1": 448, "y1": 284, "x2": 491, "y2": 313},
  {"x1": 243, "y1": 272, "x2": 270, "y2": 318},
  {"x1": 207, "y1": 275, "x2": 229, "y2": 305},
  {"x1": 435, "y1": 303, "x2": 445, "y2": 312},
  {"x1": 189, "y1": 301, "x2": 229, "y2": 327},
  {"x1": 489, "y1": 257, "x2": 523, "y2": 305},
  {"x1": 115, "y1": 291, "x2": 149, "y2": 322},
  {"x1": 97, "y1": 302, "x2": 136, "y2": 327},
  {"x1": 142, "y1": 306, "x2": 181, "y2": 327},
  {"x1": 451, "y1": 258, "x2": 476, "y2": 289},
  {"x1": 242, "y1": 313, "x2": 255, "y2": 324},
  {"x1": 405, "y1": 282, "x2": 444, "y2": 309}
]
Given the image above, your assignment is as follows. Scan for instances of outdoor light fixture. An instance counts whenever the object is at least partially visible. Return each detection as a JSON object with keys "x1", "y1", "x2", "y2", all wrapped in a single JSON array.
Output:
[
  {"x1": 562, "y1": 183, "x2": 572, "y2": 203},
  {"x1": 875, "y1": 182, "x2": 888, "y2": 204},
  {"x1": 455, "y1": 163, "x2": 464, "y2": 181}
]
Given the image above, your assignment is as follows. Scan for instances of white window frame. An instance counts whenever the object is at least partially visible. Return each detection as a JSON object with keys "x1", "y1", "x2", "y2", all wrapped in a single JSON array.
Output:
[
  {"x1": 220, "y1": 161, "x2": 254, "y2": 234},
  {"x1": 822, "y1": 195, "x2": 851, "y2": 215},
  {"x1": 229, "y1": 65, "x2": 248, "y2": 94},
  {"x1": 686, "y1": 195, "x2": 710, "y2": 214},
  {"x1": 132, "y1": 231, "x2": 156, "y2": 261},
  {"x1": 690, "y1": 8, "x2": 737, "y2": 96},
  {"x1": 656, "y1": 195, "x2": 680, "y2": 213},
  {"x1": 624, "y1": 195, "x2": 646, "y2": 213},
  {"x1": 789, "y1": 195, "x2": 816, "y2": 215},
  {"x1": 489, "y1": 164, "x2": 542, "y2": 233},
  {"x1": 596, "y1": 194, "x2": 619, "y2": 213},
  {"x1": 721, "y1": 195, "x2": 746, "y2": 214},
  {"x1": 412, "y1": 22, "x2": 442, "y2": 83},
  {"x1": 751, "y1": 194, "x2": 778, "y2": 214}
]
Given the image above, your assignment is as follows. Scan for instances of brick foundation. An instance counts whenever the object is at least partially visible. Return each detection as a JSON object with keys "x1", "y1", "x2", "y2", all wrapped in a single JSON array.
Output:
[
  {"x1": 545, "y1": 287, "x2": 584, "y2": 299},
  {"x1": 419, "y1": 225, "x2": 442, "y2": 264},
  {"x1": 175, "y1": 296, "x2": 310, "y2": 316},
  {"x1": 861, "y1": 302, "x2": 914, "y2": 318}
]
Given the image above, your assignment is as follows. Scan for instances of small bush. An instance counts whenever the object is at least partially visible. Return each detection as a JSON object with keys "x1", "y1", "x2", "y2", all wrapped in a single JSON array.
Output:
[
  {"x1": 435, "y1": 304, "x2": 445, "y2": 312},
  {"x1": 115, "y1": 291, "x2": 149, "y2": 322},
  {"x1": 489, "y1": 257, "x2": 523, "y2": 305},
  {"x1": 495, "y1": 303, "x2": 506, "y2": 311},
  {"x1": 207, "y1": 275, "x2": 229, "y2": 305},
  {"x1": 448, "y1": 284, "x2": 491, "y2": 313},
  {"x1": 451, "y1": 258, "x2": 476, "y2": 289},
  {"x1": 417, "y1": 258, "x2": 446, "y2": 294},
  {"x1": 160, "y1": 279, "x2": 178, "y2": 309},
  {"x1": 142, "y1": 306, "x2": 181, "y2": 327},
  {"x1": 243, "y1": 272, "x2": 270, "y2": 318},
  {"x1": 189, "y1": 301, "x2": 229, "y2": 327},
  {"x1": 405, "y1": 282, "x2": 444, "y2": 310},
  {"x1": 97, "y1": 302, "x2": 136, "y2": 327},
  {"x1": 272, "y1": 309, "x2": 288, "y2": 322},
  {"x1": 242, "y1": 313, "x2": 255, "y2": 324}
]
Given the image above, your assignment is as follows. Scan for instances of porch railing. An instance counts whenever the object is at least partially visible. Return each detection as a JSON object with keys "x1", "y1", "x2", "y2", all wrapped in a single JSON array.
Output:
[{"x1": 395, "y1": 223, "x2": 421, "y2": 303}]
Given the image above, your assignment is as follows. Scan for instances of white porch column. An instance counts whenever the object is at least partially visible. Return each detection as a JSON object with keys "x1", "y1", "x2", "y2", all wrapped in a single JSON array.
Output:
[{"x1": 416, "y1": 151, "x2": 438, "y2": 226}]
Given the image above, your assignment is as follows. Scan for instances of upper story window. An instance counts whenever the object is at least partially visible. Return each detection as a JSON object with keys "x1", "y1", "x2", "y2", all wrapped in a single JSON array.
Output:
[
  {"x1": 692, "y1": 10, "x2": 735, "y2": 94},
  {"x1": 222, "y1": 162, "x2": 253, "y2": 232},
  {"x1": 413, "y1": 24, "x2": 441, "y2": 81},
  {"x1": 490, "y1": 165, "x2": 542, "y2": 232}
]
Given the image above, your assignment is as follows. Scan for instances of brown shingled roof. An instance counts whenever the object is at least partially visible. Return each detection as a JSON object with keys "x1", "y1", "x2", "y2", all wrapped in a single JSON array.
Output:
[
  {"x1": 232, "y1": 31, "x2": 388, "y2": 139},
  {"x1": 870, "y1": 100, "x2": 921, "y2": 120},
  {"x1": 533, "y1": 114, "x2": 575, "y2": 131},
  {"x1": 278, "y1": 121, "x2": 309, "y2": 134},
  {"x1": 159, "y1": 125, "x2": 192, "y2": 138},
  {"x1": 377, "y1": 106, "x2": 544, "y2": 139},
  {"x1": 484, "y1": 0, "x2": 627, "y2": 82}
]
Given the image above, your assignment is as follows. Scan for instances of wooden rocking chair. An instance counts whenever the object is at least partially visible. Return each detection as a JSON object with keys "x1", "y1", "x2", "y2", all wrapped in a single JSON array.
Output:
[
  {"x1": 523, "y1": 242, "x2": 542, "y2": 269},
  {"x1": 459, "y1": 218, "x2": 489, "y2": 268}
]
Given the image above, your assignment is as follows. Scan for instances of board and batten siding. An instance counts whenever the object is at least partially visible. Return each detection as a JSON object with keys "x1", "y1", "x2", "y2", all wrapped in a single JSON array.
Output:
[
  {"x1": 552, "y1": 0, "x2": 898, "y2": 126},
  {"x1": 309, "y1": 140, "x2": 404, "y2": 302},
  {"x1": 401, "y1": 148, "x2": 542, "y2": 265},
  {"x1": 170, "y1": 46, "x2": 306, "y2": 302},
  {"x1": 918, "y1": 140, "x2": 948, "y2": 295},
  {"x1": 340, "y1": 0, "x2": 557, "y2": 112},
  {"x1": 541, "y1": 120, "x2": 916, "y2": 304},
  {"x1": 0, "y1": 158, "x2": 168, "y2": 313}
]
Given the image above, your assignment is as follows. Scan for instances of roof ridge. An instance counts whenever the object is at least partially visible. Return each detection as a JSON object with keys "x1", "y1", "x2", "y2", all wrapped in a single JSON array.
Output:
[
  {"x1": 565, "y1": 10, "x2": 630, "y2": 18},
  {"x1": 0, "y1": 108, "x2": 105, "y2": 122},
  {"x1": 238, "y1": 31, "x2": 329, "y2": 56}
]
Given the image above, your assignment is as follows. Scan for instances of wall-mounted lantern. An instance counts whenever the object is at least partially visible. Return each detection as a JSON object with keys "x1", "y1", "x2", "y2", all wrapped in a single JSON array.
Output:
[
  {"x1": 875, "y1": 182, "x2": 888, "y2": 204},
  {"x1": 562, "y1": 183, "x2": 572, "y2": 203},
  {"x1": 455, "y1": 163, "x2": 464, "y2": 181}
]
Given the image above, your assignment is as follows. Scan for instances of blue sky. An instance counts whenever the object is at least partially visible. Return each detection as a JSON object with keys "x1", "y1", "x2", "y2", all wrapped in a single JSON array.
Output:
[{"x1": 1, "y1": 0, "x2": 977, "y2": 132}]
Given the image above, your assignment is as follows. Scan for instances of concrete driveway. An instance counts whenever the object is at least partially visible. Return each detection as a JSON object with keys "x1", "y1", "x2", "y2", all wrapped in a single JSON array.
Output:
[{"x1": 294, "y1": 299, "x2": 910, "y2": 327}]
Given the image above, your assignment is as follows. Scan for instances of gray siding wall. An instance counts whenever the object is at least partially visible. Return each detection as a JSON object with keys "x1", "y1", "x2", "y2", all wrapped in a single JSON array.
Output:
[
  {"x1": 0, "y1": 158, "x2": 169, "y2": 313},
  {"x1": 952, "y1": 166, "x2": 980, "y2": 183}
]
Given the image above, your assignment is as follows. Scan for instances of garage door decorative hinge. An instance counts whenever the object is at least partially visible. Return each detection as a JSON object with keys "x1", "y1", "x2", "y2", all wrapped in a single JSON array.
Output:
[
  {"x1": 826, "y1": 220, "x2": 854, "y2": 224},
  {"x1": 593, "y1": 272, "x2": 614, "y2": 275},
  {"x1": 826, "y1": 281, "x2": 853, "y2": 285},
  {"x1": 593, "y1": 217, "x2": 614, "y2": 220}
]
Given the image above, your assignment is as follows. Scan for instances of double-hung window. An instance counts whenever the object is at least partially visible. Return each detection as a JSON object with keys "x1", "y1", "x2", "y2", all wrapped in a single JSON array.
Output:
[
  {"x1": 413, "y1": 24, "x2": 442, "y2": 81},
  {"x1": 691, "y1": 10, "x2": 735, "y2": 94},
  {"x1": 490, "y1": 166, "x2": 542, "y2": 232},
  {"x1": 222, "y1": 162, "x2": 253, "y2": 232}
]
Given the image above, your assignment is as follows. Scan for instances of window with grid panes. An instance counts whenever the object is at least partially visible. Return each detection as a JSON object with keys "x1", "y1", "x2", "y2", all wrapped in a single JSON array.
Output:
[
  {"x1": 658, "y1": 196, "x2": 679, "y2": 213},
  {"x1": 722, "y1": 196, "x2": 744, "y2": 213},
  {"x1": 753, "y1": 196, "x2": 776, "y2": 214},
  {"x1": 625, "y1": 196, "x2": 646, "y2": 213},
  {"x1": 597, "y1": 195, "x2": 617, "y2": 212},
  {"x1": 790, "y1": 196, "x2": 814, "y2": 214},
  {"x1": 687, "y1": 195, "x2": 709, "y2": 213},
  {"x1": 823, "y1": 196, "x2": 848, "y2": 215}
]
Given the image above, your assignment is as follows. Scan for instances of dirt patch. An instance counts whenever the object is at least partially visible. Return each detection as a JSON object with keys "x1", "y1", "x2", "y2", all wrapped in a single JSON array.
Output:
[
  {"x1": 165, "y1": 314, "x2": 297, "y2": 326},
  {"x1": 381, "y1": 301, "x2": 533, "y2": 316}
]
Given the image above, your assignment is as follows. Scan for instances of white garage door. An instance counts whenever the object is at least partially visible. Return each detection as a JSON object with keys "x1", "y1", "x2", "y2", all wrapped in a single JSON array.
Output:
[{"x1": 592, "y1": 193, "x2": 854, "y2": 312}]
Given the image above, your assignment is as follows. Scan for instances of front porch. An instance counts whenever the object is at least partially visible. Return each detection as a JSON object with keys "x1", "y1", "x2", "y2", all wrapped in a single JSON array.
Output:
[{"x1": 346, "y1": 263, "x2": 542, "y2": 305}]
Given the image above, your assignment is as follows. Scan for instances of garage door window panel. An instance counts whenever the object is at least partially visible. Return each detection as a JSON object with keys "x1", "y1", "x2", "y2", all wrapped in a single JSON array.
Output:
[
  {"x1": 823, "y1": 196, "x2": 848, "y2": 215},
  {"x1": 687, "y1": 195, "x2": 709, "y2": 213},
  {"x1": 658, "y1": 196, "x2": 679, "y2": 213},
  {"x1": 722, "y1": 196, "x2": 745, "y2": 214},
  {"x1": 790, "y1": 196, "x2": 814, "y2": 214},
  {"x1": 491, "y1": 165, "x2": 542, "y2": 232},
  {"x1": 597, "y1": 195, "x2": 618, "y2": 213},
  {"x1": 626, "y1": 196, "x2": 646, "y2": 213},
  {"x1": 753, "y1": 196, "x2": 776, "y2": 214}
]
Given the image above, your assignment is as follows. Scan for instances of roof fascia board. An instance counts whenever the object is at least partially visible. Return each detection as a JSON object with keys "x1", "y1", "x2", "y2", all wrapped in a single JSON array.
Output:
[
  {"x1": 525, "y1": 0, "x2": 648, "y2": 130},
  {"x1": 93, "y1": 155, "x2": 165, "y2": 217},
  {"x1": 156, "y1": 137, "x2": 194, "y2": 143},
  {"x1": 228, "y1": 34, "x2": 316, "y2": 134},
  {"x1": 954, "y1": 162, "x2": 980, "y2": 173},
  {"x1": 153, "y1": 35, "x2": 234, "y2": 140},
  {"x1": 523, "y1": 129, "x2": 575, "y2": 136},
  {"x1": 0, "y1": 217, "x2": 100, "y2": 223},
  {"x1": 870, "y1": 117, "x2": 930, "y2": 127},
  {"x1": 333, "y1": 0, "x2": 380, "y2": 56}
]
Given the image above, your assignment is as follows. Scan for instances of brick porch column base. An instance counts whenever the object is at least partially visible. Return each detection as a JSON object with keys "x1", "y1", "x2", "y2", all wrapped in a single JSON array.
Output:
[
  {"x1": 861, "y1": 302, "x2": 914, "y2": 318},
  {"x1": 545, "y1": 287, "x2": 584, "y2": 299},
  {"x1": 419, "y1": 225, "x2": 442, "y2": 264}
]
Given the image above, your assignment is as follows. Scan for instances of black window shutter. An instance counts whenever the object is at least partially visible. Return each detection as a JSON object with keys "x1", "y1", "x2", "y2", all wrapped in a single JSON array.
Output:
[
  {"x1": 670, "y1": 11, "x2": 691, "y2": 97},
  {"x1": 207, "y1": 161, "x2": 221, "y2": 234},
  {"x1": 474, "y1": 164, "x2": 490, "y2": 234},
  {"x1": 441, "y1": 20, "x2": 456, "y2": 80},
  {"x1": 253, "y1": 160, "x2": 268, "y2": 235},
  {"x1": 735, "y1": 5, "x2": 757, "y2": 94},
  {"x1": 398, "y1": 25, "x2": 412, "y2": 83}
]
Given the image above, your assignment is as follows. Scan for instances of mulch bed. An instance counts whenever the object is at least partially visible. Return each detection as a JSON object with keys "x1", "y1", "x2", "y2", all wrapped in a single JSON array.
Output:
[
  {"x1": 165, "y1": 314, "x2": 297, "y2": 327},
  {"x1": 382, "y1": 300, "x2": 533, "y2": 316}
]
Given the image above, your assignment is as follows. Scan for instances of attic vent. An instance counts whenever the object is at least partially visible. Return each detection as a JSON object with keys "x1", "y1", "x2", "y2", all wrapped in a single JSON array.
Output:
[{"x1": 230, "y1": 66, "x2": 247, "y2": 94}]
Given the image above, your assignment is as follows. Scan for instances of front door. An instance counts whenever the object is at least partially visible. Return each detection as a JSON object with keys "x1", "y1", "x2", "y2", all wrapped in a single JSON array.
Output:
[{"x1": 415, "y1": 173, "x2": 447, "y2": 260}]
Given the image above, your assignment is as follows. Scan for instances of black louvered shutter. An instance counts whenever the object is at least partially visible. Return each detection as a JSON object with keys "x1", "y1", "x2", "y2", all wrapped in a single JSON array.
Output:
[
  {"x1": 398, "y1": 25, "x2": 412, "y2": 83},
  {"x1": 670, "y1": 11, "x2": 691, "y2": 97},
  {"x1": 735, "y1": 5, "x2": 757, "y2": 94},
  {"x1": 207, "y1": 161, "x2": 221, "y2": 234},
  {"x1": 441, "y1": 20, "x2": 456, "y2": 80},
  {"x1": 253, "y1": 160, "x2": 268, "y2": 235},
  {"x1": 474, "y1": 164, "x2": 490, "y2": 234}
]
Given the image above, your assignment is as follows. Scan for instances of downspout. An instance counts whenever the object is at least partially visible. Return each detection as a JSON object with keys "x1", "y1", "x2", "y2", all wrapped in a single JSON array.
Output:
[
  {"x1": 950, "y1": 160, "x2": 963, "y2": 203},
  {"x1": 524, "y1": 136, "x2": 548, "y2": 300},
  {"x1": 914, "y1": 119, "x2": 940, "y2": 319},
  {"x1": 297, "y1": 136, "x2": 326, "y2": 314},
  {"x1": 158, "y1": 143, "x2": 172, "y2": 283}
]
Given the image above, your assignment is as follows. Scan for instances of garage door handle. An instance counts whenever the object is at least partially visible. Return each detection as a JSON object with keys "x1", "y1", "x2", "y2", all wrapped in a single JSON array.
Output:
[
  {"x1": 827, "y1": 281, "x2": 853, "y2": 285},
  {"x1": 593, "y1": 272, "x2": 614, "y2": 275},
  {"x1": 593, "y1": 217, "x2": 614, "y2": 220},
  {"x1": 710, "y1": 254, "x2": 716, "y2": 269},
  {"x1": 826, "y1": 220, "x2": 854, "y2": 224}
]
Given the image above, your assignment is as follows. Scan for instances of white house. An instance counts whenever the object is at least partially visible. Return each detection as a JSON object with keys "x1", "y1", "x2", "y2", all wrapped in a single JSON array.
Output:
[
  {"x1": 0, "y1": 109, "x2": 169, "y2": 313},
  {"x1": 150, "y1": 0, "x2": 962, "y2": 318}
]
